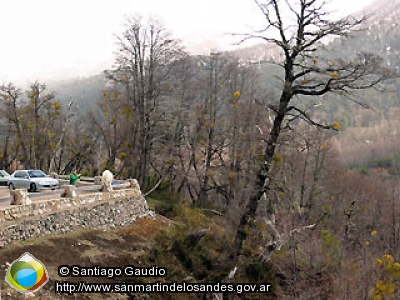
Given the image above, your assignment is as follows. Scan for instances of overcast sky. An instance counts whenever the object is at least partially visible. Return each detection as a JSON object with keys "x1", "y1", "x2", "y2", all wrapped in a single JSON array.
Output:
[{"x1": 0, "y1": 0, "x2": 377, "y2": 83}]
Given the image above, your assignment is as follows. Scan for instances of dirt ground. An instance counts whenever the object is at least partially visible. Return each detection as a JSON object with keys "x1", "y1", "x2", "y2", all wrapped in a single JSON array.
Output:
[{"x1": 0, "y1": 215, "x2": 172, "y2": 299}]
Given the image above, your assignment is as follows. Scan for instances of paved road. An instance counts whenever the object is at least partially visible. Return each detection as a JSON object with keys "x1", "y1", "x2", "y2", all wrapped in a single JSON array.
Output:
[{"x1": 0, "y1": 185, "x2": 102, "y2": 205}]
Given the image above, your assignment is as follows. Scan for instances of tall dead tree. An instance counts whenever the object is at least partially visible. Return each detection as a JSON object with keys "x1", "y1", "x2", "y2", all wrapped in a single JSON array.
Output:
[
  {"x1": 231, "y1": 0, "x2": 396, "y2": 261},
  {"x1": 198, "y1": 52, "x2": 220, "y2": 207},
  {"x1": 48, "y1": 98, "x2": 75, "y2": 174}
]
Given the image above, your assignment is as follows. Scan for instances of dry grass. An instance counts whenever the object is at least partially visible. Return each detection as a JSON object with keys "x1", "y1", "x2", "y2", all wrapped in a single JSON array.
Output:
[{"x1": 0, "y1": 216, "x2": 167, "y2": 300}]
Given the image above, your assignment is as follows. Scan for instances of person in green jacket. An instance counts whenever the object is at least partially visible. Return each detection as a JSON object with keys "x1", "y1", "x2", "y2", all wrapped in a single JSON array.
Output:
[{"x1": 69, "y1": 169, "x2": 81, "y2": 185}]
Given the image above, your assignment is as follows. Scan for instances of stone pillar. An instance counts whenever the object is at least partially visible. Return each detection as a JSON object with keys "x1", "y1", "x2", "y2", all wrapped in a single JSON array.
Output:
[
  {"x1": 10, "y1": 189, "x2": 31, "y2": 205},
  {"x1": 128, "y1": 179, "x2": 142, "y2": 196},
  {"x1": 61, "y1": 185, "x2": 76, "y2": 198},
  {"x1": 94, "y1": 176, "x2": 101, "y2": 185}
]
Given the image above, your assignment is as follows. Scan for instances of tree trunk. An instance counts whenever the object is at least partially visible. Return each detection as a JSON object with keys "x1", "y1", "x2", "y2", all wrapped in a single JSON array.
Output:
[{"x1": 230, "y1": 89, "x2": 291, "y2": 259}]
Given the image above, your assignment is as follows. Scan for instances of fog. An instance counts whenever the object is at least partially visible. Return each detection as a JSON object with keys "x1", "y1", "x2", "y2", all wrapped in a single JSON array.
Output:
[{"x1": 0, "y1": 0, "x2": 376, "y2": 83}]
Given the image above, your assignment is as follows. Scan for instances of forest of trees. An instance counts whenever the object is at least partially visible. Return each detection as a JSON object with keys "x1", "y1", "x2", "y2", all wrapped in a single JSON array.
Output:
[{"x1": 1, "y1": 0, "x2": 400, "y2": 298}]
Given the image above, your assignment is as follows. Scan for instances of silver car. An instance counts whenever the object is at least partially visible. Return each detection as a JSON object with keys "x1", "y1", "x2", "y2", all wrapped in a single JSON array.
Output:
[
  {"x1": 8, "y1": 170, "x2": 59, "y2": 192},
  {"x1": 0, "y1": 170, "x2": 11, "y2": 186}
]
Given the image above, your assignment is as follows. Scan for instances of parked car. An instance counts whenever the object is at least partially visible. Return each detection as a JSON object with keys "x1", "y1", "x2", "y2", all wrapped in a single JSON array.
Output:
[
  {"x1": 0, "y1": 170, "x2": 11, "y2": 186},
  {"x1": 8, "y1": 170, "x2": 59, "y2": 192}
]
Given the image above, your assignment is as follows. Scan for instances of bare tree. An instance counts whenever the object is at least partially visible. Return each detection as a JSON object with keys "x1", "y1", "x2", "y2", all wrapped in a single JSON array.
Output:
[
  {"x1": 0, "y1": 83, "x2": 28, "y2": 165},
  {"x1": 48, "y1": 98, "x2": 76, "y2": 174},
  {"x1": 25, "y1": 81, "x2": 56, "y2": 169},
  {"x1": 230, "y1": 0, "x2": 396, "y2": 263},
  {"x1": 107, "y1": 16, "x2": 185, "y2": 190}
]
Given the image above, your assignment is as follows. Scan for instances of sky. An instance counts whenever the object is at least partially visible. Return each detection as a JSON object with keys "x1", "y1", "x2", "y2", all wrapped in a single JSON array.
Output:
[{"x1": 0, "y1": 0, "x2": 377, "y2": 83}]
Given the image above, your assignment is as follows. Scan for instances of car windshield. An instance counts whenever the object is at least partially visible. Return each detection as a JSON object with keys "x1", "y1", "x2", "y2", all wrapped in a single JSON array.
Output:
[
  {"x1": 0, "y1": 170, "x2": 10, "y2": 177},
  {"x1": 28, "y1": 170, "x2": 47, "y2": 178}
]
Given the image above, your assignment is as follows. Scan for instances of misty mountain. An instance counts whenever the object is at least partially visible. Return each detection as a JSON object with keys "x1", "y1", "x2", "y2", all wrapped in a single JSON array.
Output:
[
  {"x1": 320, "y1": 0, "x2": 400, "y2": 122},
  {"x1": 47, "y1": 74, "x2": 107, "y2": 113},
  {"x1": 226, "y1": 0, "x2": 400, "y2": 128},
  {"x1": 47, "y1": 0, "x2": 400, "y2": 128}
]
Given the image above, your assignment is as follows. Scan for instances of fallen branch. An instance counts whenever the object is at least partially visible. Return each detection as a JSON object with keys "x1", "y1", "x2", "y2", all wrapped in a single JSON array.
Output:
[
  {"x1": 259, "y1": 216, "x2": 316, "y2": 262},
  {"x1": 144, "y1": 177, "x2": 165, "y2": 197},
  {"x1": 144, "y1": 166, "x2": 173, "y2": 197}
]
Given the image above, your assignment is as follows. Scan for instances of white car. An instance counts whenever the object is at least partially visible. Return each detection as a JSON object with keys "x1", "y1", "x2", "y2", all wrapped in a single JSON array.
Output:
[
  {"x1": 0, "y1": 170, "x2": 11, "y2": 186},
  {"x1": 8, "y1": 170, "x2": 59, "y2": 192}
]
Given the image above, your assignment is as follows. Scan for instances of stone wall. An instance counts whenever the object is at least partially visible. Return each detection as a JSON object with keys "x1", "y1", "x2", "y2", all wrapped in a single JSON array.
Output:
[{"x1": 0, "y1": 189, "x2": 152, "y2": 247}]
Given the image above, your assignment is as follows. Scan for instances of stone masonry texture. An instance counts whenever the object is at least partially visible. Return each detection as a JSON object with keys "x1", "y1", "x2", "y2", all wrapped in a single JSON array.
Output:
[{"x1": 0, "y1": 189, "x2": 152, "y2": 247}]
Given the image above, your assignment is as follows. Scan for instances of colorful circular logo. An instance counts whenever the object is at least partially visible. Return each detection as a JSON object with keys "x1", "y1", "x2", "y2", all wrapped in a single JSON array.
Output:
[{"x1": 5, "y1": 252, "x2": 49, "y2": 294}]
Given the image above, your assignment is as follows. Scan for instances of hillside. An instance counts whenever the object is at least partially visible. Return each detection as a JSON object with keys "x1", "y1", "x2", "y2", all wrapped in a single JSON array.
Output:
[
  {"x1": 47, "y1": 74, "x2": 107, "y2": 113},
  {"x1": 227, "y1": 0, "x2": 400, "y2": 127},
  {"x1": 43, "y1": 0, "x2": 400, "y2": 127},
  {"x1": 0, "y1": 216, "x2": 169, "y2": 300},
  {"x1": 0, "y1": 199, "x2": 276, "y2": 300}
]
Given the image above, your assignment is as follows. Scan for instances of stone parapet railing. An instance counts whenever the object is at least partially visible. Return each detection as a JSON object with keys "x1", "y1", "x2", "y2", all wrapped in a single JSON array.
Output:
[{"x1": 0, "y1": 188, "x2": 152, "y2": 247}]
